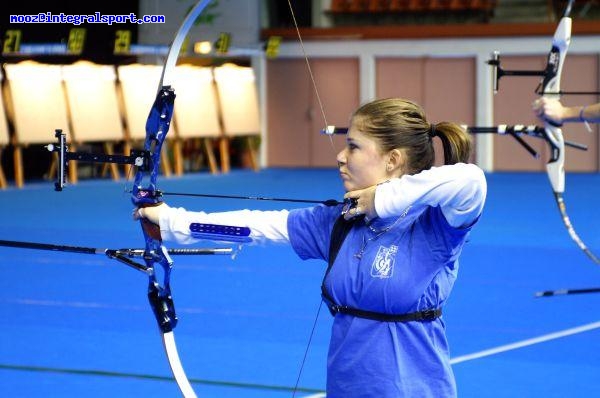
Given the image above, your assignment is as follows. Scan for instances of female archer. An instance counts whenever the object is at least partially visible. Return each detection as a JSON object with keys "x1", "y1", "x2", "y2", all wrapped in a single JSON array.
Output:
[{"x1": 136, "y1": 97, "x2": 487, "y2": 397}]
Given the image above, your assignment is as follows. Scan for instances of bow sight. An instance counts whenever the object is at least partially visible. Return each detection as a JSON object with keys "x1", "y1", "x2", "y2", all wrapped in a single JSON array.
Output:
[{"x1": 46, "y1": 129, "x2": 152, "y2": 191}]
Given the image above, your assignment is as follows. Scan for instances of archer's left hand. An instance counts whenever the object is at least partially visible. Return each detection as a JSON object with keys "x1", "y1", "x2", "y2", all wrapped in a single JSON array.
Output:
[
  {"x1": 343, "y1": 186, "x2": 378, "y2": 221},
  {"x1": 133, "y1": 202, "x2": 169, "y2": 225},
  {"x1": 532, "y1": 98, "x2": 566, "y2": 125}
]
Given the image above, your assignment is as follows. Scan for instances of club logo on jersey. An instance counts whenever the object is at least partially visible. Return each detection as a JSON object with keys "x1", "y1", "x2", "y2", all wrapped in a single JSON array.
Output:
[{"x1": 371, "y1": 245, "x2": 398, "y2": 278}]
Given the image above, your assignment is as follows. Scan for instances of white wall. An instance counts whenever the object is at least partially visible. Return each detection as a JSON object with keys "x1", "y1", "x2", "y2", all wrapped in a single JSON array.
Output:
[{"x1": 264, "y1": 34, "x2": 600, "y2": 170}]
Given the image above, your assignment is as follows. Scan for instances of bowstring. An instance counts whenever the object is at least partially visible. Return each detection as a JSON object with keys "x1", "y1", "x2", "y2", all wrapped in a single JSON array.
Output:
[
  {"x1": 292, "y1": 300, "x2": 324, "y2": 397},
  {"x1": 286, "y1": 0, "x2": 336, "y2": 154},
  {"x1": 286, "y1": 2, "x2": 334, "y2": 395}
]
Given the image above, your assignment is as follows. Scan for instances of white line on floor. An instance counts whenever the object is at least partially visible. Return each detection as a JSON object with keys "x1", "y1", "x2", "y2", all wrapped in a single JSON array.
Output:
[{"x1": 450, "y1": 320, "x2": 600, "y2": 364}]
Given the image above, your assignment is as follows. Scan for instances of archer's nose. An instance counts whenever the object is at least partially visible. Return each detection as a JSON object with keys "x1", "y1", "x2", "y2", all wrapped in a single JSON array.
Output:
[{"x1": 336, "y1": 149, "x2": 346, "y2": 168}]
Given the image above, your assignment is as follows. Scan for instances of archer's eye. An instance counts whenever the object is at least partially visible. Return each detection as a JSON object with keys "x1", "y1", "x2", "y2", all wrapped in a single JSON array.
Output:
[{"x1": 348, "y1": 143, "x2": 358, "y2": 151}]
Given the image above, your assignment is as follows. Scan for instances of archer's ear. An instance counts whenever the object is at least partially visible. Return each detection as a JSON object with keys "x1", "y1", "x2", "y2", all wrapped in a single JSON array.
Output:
[{"x1": 387, "y1": 148, "x2": 406, "y2": 174}]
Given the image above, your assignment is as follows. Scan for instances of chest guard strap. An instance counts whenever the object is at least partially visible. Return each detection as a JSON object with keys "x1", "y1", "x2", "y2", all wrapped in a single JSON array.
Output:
[{"x1": 322, "y1": 215, "x2": 441, "y2": 323}]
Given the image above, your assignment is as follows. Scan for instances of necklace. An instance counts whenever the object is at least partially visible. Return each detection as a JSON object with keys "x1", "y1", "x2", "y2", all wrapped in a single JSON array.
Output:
[{"x1": 354, "y1": 215, "x2": 406, "y2": 259}]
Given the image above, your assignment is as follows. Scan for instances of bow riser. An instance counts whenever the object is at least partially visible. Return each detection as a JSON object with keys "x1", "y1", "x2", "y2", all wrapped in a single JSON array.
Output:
[
  {"x1": 132, "y1": 87, "x2": 176, "y2": 201},
  {"x1": 542, "y1": 17, "x2": 571, "y2": 194},
  {"x1": 541, "y1": 17, "x2": 571, "y2": 98}
]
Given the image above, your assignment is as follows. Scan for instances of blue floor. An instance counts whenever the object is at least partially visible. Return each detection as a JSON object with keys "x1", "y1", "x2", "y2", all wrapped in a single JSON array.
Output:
[{"x1": 1, "y1": 168, "x2": 600, "y2": 397}]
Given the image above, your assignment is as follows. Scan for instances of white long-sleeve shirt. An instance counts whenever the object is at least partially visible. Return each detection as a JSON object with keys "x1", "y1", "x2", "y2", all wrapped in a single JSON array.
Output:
[{"x1": 158, "y1": 163, "x2": 486, "y2": 245}]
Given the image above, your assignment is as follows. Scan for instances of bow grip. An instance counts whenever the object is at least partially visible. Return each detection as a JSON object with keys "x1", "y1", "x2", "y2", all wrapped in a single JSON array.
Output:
[{"x1": 133, "y1": 188, "x2": 164, "y2": 241}]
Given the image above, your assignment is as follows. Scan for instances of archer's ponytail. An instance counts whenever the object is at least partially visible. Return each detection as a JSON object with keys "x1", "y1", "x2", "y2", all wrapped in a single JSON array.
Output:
[
  {"x1": 351, "y1": 98, "x2": 472, "y2": 174},
  {"x1": 432, "y1": 122, "x2": 472, "y2": 165}
]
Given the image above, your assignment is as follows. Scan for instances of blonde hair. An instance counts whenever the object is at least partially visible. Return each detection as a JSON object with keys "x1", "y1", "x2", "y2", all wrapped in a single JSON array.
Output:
[{"x1": 352, "y1": 98, "x2": 472, "y2": 174}]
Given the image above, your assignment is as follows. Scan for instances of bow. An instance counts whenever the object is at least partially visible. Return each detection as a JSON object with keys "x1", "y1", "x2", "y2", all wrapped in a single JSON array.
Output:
[
  {"x1": 481, "y1": 0, "x2": 599, "y2": 266},
  {"x1": 37, "y1": 1, "x2": 276, "y2": 394},
  {"x1": 129, "y1": 2, "x2": 214, "y2": 397},
  {"x1": 0, "y1": 1, "x2": 353, "y2": 395},
  {"x1": 535, "y1": 13, "x2": 600, "y2": 265}
]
